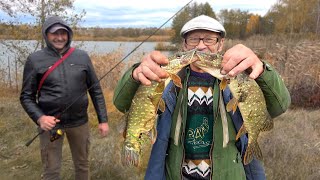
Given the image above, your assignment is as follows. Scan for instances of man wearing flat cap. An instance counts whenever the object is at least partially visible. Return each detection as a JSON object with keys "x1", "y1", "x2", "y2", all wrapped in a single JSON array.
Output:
[
  {"x1": 20, "y1": 16, "x2": 109, "y2": 180},
  {"x1": 113, "y1": 15, "x2": 290, "y2": 180}
]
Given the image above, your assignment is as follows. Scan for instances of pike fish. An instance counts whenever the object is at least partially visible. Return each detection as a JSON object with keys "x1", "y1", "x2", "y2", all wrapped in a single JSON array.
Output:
[
  {"x1": 194, "y1": 52, "x2": 273, "y2": 165},
  {"x1": 123, "y1": 50, "x2": 202, "y2": 166}
]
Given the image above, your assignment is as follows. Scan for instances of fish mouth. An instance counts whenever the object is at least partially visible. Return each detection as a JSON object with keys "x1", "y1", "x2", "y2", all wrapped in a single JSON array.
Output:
[
  {"x1": 195, "y1": 51, "x2": 223, "y2": 62},
  {"x1": 177, "y1": 50, "x2": 219, "y2": 65},
  {"x1": 165, "y1": 50, "x2": 222, "y2": 73}
]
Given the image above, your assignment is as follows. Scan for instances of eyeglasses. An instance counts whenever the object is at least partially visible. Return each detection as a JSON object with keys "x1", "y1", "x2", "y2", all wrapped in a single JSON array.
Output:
[{"x1": 185, "y1": 37, "x2": 219, "y2": 46}]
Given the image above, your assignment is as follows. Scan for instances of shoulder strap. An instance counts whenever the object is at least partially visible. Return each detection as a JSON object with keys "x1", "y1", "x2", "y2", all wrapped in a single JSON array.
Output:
[{"x1": 37, "y1": 47, "x2": 75, "y2": 92}]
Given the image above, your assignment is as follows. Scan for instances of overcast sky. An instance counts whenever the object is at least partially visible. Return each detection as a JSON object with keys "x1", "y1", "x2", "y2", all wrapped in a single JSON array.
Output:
[{"x1": 1, "y1": 0, "x2": 278, "y2": 27}]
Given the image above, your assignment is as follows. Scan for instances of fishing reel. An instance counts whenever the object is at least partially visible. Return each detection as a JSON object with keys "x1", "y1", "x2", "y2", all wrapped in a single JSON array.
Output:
[{"x1": 50, "y1": 125, "x2": 64, "y2": 142}]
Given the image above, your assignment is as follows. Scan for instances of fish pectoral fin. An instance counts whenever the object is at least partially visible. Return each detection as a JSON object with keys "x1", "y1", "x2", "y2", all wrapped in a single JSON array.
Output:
[
  {"x1": 158, "y1": 98, "x2": 166, "y2": 113},
  {"x1": 150, "y1": 94, "x2": 163, "y2": 109},
  {"x1": 155, "y1": 81, "x2": 165, "y2": 93},
  {"x1": 170, "y1": 73, "x2": 182, "y2": 88},
  {"x1": 226, "y1": 97, "x2": 238, "y2": 113},
  {"x1": 151, "y1": 82, "x2": 166, "y2": 108},
  {"x1": 235, "y1": 124, "x2": 247, "y2": 140},
  {"x1": 243, "y1": 141, "x2": 263, "y2": 165},
  {"x1": 149, "y1": 95, "x2": 157, "y2": 107},
  {"x1": 150, "y1": 126, "x2": 157, "y2": 144},
  {"x1": 220, "y1": 78, "x2": 228, "y2": 90}
]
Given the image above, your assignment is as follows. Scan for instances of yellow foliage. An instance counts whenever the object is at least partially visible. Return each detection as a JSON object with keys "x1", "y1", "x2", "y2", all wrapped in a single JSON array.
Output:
[{"x1": 246, "y1": 15, "x2": 260, "y2": 35}]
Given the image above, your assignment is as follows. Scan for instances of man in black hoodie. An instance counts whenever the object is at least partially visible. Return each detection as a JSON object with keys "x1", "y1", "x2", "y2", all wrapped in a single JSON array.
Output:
[{"x1": 20, "y1": 16, "x2": 109, "y2": 180}]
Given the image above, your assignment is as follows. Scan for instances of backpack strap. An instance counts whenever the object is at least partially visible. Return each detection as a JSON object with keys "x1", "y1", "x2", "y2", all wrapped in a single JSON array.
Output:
[{"x1": 38, "y1": 47, "x2": 75, "y2": 92}]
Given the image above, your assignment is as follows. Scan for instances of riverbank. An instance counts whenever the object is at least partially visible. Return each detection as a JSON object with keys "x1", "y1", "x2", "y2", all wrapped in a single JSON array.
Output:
[{"x1": 0, "y1": 35, "x2": 172, "y2": 42}]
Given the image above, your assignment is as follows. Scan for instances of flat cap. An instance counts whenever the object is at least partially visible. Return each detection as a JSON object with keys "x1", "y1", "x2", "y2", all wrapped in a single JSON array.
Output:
[{"x1": 180, "y1": 15, "x2": 226, "y2": 38}]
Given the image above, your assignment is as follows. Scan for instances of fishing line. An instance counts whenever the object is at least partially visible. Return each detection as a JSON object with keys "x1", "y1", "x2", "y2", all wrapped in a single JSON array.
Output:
[
  {"x1": 26, "y1": 0, "x2": 194, "y2": 146},
  {"x1": 60, "y1": 0, "x2": 194, "y2": 117}
]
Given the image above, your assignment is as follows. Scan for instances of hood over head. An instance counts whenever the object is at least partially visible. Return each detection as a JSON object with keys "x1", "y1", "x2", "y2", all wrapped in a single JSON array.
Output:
[{"x1": 42, "y1": 16, "x2": 73, "y2": 52}]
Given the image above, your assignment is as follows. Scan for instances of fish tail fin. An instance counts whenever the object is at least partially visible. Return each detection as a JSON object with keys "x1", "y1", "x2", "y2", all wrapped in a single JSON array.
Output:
[
  {"x1": 243, "y1": 141, "x2": 263, "y2": 165},
  {"x1": 122, "y1": 143, "x2": 140, "y2": 167}
]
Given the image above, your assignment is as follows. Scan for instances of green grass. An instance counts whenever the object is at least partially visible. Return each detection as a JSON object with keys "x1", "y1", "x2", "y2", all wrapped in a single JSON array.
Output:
[
  {"x1": 1, "y1": 93, "x2": 319, "y2": 179},
  {"x1": 1, "y1": 39, "x2": 320, "y2": 179},
  {"x1": 0, "y1": 93, "x2": 150, "y2": 180}
]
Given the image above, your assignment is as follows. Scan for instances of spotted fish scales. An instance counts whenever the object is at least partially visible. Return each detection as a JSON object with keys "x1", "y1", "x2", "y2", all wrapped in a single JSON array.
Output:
[
  {"x1": 123, "y1": 50, "x2": 205, "y2": 166},
  {"x1": 194, "y1": 52, "x2": 273, "y2": 165}
]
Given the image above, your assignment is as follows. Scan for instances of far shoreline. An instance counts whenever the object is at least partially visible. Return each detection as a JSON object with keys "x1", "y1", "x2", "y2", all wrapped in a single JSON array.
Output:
[{"x1": 0, "y1": 35, "x2": 172, "y2": 42}]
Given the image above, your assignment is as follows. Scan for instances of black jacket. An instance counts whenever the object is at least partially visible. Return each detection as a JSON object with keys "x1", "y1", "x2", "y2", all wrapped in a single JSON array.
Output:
[{"x1": 20, "y1": 16, "x2": 108, "y2": 128}]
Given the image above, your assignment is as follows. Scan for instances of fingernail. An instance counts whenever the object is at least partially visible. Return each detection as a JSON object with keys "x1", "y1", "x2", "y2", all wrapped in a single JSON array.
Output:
[
  {"x1": 221, "y1": 69, "x2": 226, "y2": 75},
  {"x1": 229, "y1": 71, "x2": 235, "y2": 76}
]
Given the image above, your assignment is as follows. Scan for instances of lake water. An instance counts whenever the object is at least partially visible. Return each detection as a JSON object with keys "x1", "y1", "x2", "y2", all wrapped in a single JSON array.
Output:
[
  {"x1": 0, "y1": 40, "x2": 172, "y2": 83},
  {"x1": 0, "y1": 40, "x2": 173, "y2": 68},
  {"x1": 74, "y1": 41, "x2": 167, "y2": 55}
]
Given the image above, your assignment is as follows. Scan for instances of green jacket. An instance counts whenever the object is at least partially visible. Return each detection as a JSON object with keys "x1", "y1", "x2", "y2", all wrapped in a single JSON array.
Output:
[{"x1": 113, "y1": 62, "x2": 291, "y2": 180}]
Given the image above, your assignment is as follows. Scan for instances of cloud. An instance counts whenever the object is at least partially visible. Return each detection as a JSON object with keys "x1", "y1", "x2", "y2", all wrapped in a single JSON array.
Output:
[
  {"x1": 74, "y1": 0, "x2": 278, "y2": 27},
  {"x1": 74, "y1": 0, "x2": 189, "y2": 27},
  {"x1": 0, "y1": 0, "x2": 278, "y2": 27}
]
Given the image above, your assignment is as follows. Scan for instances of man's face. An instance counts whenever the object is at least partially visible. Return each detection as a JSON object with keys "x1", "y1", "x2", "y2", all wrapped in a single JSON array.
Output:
[
  {"x1": 47, "y1": 29, "x2": 68, "y2": 52},
  {"x1": 183, "y1": 29, "x2": 224, "y2": 72},
  {"x1": 183, "y1": 29, "x2": 224, "y2": 53}
]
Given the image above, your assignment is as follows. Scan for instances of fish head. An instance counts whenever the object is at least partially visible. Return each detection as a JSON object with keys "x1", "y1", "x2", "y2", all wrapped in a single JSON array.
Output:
[
  {"x1": 192, "y1": 52, "x2": 225, "y2": 80},
  {"x1": 194, "y1": 51, "x2": 223, "y2": 68},
  {"x1": 164, "y1": 49, "x2": 197, "y2": 73}
]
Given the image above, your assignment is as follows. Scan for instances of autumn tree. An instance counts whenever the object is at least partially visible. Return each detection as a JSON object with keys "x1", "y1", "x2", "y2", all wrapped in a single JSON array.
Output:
[
  {"x1": 171, "y1": 2, "x2": 216, "y2": 44},
  {"x1": 0, "y1": 0, "x2": 85, "y2": 64},
  {"x1": 246, "y1": 15, "x2": 260, "y2": 36},
  {"x1": 265, "y1": 0, "x2": 320, "y2": 36},
  {"x1": 218, "y1": 9, "x2": 250, "y2": 39}
]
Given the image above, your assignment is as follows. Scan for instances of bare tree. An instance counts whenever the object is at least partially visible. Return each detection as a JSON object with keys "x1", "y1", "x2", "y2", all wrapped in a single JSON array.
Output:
[{"x1": 0, "y1": 0, "x2": 86, "y2": 64}]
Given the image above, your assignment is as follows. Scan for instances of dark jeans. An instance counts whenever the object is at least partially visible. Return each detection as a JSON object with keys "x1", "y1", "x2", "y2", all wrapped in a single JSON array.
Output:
[{"x1": 39, "y1": 122, "x2": 90, "y2": 180}]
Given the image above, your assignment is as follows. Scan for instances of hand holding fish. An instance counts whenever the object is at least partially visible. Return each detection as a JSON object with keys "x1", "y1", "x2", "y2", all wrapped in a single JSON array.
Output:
[
  {"x1": 221, "y1": 44, "x2": 264, "y2": 79},
  {"x1": 132, "y1": 51, "x2": 169, "y2": 85}
]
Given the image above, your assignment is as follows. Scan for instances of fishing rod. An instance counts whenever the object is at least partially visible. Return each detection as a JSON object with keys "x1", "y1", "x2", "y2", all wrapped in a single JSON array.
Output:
[{"x1": 25, "y1": 0, "x2": 194, "y2": 146}]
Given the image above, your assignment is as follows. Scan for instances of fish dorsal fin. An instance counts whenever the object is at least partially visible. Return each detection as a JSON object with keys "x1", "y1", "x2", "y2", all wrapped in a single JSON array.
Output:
[
  {"x1": 235, "y1": 124, "x2": 247, "y2": 140},
  {"x1": 226, "y1": 97, "x2": 238, "y2": 113}
]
